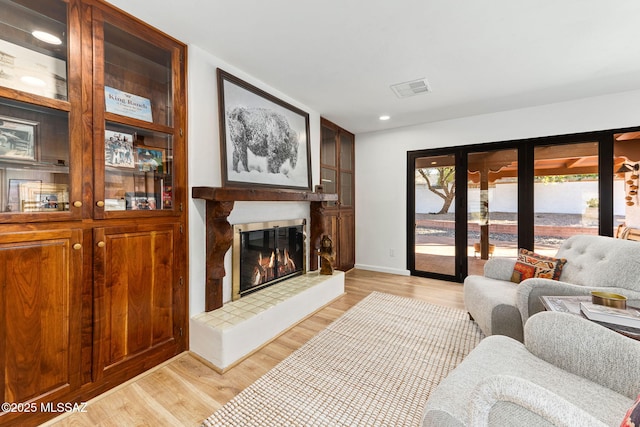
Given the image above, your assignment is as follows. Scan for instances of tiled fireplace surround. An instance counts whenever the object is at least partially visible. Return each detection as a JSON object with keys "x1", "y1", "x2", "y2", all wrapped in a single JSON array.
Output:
[{"x1": 190, "y1": 187, "x2": 345, "y2": 371}]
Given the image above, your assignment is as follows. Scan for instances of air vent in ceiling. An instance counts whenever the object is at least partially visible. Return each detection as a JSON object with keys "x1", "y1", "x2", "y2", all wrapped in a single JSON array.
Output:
[{"x1": 390, "y1": 78, "x2": 431, "y2": 99}]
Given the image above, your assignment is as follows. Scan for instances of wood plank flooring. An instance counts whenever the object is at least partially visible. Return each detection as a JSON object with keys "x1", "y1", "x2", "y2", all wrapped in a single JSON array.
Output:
[{"x1": 44, "y1": 269, "x2": 463, "y2": 427}]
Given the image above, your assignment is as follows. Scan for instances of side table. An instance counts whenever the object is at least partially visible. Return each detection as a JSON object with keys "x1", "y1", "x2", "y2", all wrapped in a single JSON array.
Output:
[{"x1": 540, "y1": 295, "x2": 640, "y2": 341}]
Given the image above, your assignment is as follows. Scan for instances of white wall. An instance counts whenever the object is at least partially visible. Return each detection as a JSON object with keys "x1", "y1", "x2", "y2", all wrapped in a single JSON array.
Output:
[
  {"x1": 188, "y1": 45, "x2": 321, "y2": 317},
  {"x1": 417, "y1": 181, "x2": 626, "y2": 215},
  {"x1": 356, "y1": 90, "x2": 640, "y2": 275}
]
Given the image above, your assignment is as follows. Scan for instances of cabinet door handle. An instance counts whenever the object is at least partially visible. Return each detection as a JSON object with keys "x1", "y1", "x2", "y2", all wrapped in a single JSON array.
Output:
[
  {"x1": 73, "y1": 201, "x2": 82, "y2": 208},
  {"x1": 97, "y1": 241, "x2": 105, "y2": 248},
  {"x1": 96, "y1": 200, "x2": 105, "y2": 207},
  {"x1": 72, "y1": 243, "x2": 82, "y2": 250}
]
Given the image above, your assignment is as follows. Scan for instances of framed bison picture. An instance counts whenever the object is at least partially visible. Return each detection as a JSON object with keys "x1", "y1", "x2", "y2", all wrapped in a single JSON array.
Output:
[{"x1": 217, "y1": 68, "x2": 312, "y2": 190}]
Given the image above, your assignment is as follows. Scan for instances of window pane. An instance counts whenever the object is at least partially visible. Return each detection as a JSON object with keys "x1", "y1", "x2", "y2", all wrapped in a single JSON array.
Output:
[
  {"x1": 614, "y1": 132, "x2": 640, "y2": 234},
  {"x1": 534, "y1": 141, "x2": 599, "y2": 255},
  {"x1": 414, "y1": 154, "x2": 456, "y2": 276},
  {"x1": 467, "y1": 149, "x2": 518, "y2": 275}
]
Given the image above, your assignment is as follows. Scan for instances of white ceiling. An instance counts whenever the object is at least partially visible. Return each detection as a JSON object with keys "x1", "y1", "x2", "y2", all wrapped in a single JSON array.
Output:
[{"x1": 105, "y1": 0, "x2": 640, "y2": 134}]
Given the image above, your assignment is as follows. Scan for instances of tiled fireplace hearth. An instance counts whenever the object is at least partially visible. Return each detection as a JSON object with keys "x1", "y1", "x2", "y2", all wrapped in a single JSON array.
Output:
[
  {"x1": 191, "y1": 187, "x2": 344, "y2": 371},
  {"x1": 191, "y1": 271, "x2": 344, "y2": 371}
]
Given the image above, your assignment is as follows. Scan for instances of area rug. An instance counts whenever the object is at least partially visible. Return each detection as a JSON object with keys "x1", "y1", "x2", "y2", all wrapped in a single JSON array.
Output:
[{"x1": 202, "y1": 291, "x2": 484, "y2": 427}]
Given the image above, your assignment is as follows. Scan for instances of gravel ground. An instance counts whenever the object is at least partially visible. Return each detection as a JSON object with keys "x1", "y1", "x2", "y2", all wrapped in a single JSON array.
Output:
[{"x1": 415, "y1": 212, "x2": 624, "y2": 246}]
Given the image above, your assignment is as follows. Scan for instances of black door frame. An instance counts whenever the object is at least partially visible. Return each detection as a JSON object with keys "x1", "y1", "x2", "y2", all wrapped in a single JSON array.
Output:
[{"x1": 407, "y1": 126, "x2": 634, "y2": 282}]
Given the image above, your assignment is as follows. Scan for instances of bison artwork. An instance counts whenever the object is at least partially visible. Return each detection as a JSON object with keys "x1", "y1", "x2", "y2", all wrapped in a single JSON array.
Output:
[{"x1": 227, "y1": 107, "x2": 300, "y2": 174}]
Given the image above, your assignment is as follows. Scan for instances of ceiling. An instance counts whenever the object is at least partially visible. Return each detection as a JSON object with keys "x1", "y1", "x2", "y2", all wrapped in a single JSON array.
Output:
[{"x1": 105, "y1": 0, "x2": 640, "y2": 134}]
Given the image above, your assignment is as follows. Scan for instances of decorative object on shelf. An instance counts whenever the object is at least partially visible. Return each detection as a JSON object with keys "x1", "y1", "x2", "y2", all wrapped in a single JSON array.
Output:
[
  {"x1": 319, "y1": 234, "x2": 336, "y2": 275},
  {"x1": 104, "y1": 86, "x2": 153, "y2": 122},
  {"x1": 618, "y1": 162, "x2": 640, "y2": 206},
  {"x1": 19, "y1": 182, "x2": 69, "y2": 212},
  {"x1": 135, "y1": 145, "x2": 164, "y2": 173},
  {"x1": 125, "y1": 192, "x2": 157, "y2": 210},
  {"x1": 7, "y1": 178, "x2": 40, "y2": 212},
  {"x1": 104, "y1": 198, "x2": 126, "y2": 211},
  {"x1": 104, "y1": 130, "x2": 135, "y2": 168},
  {"x1": 0, "y1": 115, "x2": 37, "y2": 161},
  {"x1": 217, "y1": 68, "x2": 312, "y2": 190},
  {"x1": 0, "y1": 39, "x2": 67, "y2": 101}
]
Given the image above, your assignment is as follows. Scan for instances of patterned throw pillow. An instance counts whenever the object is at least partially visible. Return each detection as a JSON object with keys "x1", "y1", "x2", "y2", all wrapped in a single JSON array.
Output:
[
  {"x1": 510, "y1": 248, "x2": 567, "y2": 284},
  {"x1": 621, "y1": 394, "x2": 640, "y2": 427}
]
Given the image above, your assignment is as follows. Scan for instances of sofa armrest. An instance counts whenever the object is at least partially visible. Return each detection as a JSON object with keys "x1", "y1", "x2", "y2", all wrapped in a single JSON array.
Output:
[
  {"x1": 482, "y1": 257, "x2": 517, "y2": 281},
  {"x1": 515, "y1": 279, "x2": 592, "y2": 321},
  {"x1": 469, "y1": 375, "x2": 608, "y2": 427},
  {"x1": 525, "y1": 311, "x2": 640, "y2": 399}
]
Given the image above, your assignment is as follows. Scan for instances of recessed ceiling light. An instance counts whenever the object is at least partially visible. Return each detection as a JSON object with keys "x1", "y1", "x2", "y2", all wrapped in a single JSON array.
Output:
[
  {"x1": 20, "y1": 76, "x2": 46, "y2": 87},
  {"x1": 32, "y1": 30, "x2": 62, "y2": 45},
  {"x1": 379, "y1": 115, "x2": 390, "y2": 121}
]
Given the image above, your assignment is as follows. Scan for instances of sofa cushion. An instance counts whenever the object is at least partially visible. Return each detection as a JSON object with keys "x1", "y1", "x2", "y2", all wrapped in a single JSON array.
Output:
[
  {"x1": 555, "y1": 235, "x2": 640, "y2": 291},
  {"x1": 422, "y1": 335, "x2": 633, "y2": 427},
  {"x1": 510, "y1": 248, "x2": 566, "y2": 283}
]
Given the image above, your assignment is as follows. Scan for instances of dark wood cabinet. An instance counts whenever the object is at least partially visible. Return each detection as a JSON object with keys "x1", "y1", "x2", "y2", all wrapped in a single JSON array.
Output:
[
  {"x1": 0, "y1": 1, "x2": 187, "y2": 424},
  {"x1": 320, "y1": 118, "x2": 355, "y2": 271}
]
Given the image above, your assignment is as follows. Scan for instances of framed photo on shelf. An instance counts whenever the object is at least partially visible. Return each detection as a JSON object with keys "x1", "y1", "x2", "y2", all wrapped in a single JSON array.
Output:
[
  {"x1": 19, "y1": 182, "x2": 69, "y2": 212},
  {"x1": 217, "y1": 68, "x2": 312, "y2": 190},
  {"x1": 7, "y1": 179, "x2": 40, "y2": 212},
  {"x1": 105, "y1": 130, "x2": 135, "y2": 168},
  {"x1": 125, "y1": 192, "x2": 157, "y2": 210},
  {"x1": 0, "y1": 116, "x2": 38, "y2": 161},
  {"x1": 135, "y1": 146, "x2": 165, "y2": 173}
]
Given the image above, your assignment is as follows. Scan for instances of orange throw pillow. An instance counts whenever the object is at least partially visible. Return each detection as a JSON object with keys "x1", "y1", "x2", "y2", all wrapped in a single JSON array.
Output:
[{"x1": 510, "y1": 248, "x2": 567, "y2": 284}]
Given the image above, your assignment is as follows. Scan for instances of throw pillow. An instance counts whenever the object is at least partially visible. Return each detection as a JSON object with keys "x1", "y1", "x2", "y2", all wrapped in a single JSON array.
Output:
[
  {"x1": 510, "y1": 248, "x2": 567, "y2": 283},
  {"x1": 621, "y1": 394, "x2": 640, "y2": 427}
]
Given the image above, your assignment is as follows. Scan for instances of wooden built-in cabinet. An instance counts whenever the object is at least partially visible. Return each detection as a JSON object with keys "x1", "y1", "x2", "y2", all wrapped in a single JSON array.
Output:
[
  {"x1": 320, "y1": 118, "x2": 355, "y2": 271},
  {"x1": 0, "y1": 1, "x2": 187, "y2": 425}
]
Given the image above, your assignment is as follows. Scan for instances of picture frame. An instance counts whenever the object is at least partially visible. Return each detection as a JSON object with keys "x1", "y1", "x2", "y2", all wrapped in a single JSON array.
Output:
[
  {"x1": 105, "y1": 130, "x2": 135, "y2": 168},
  {"x1": 217, "y1": 69, "x2": 312, "y2": 190},
  {"x1": 0, "y1": 116, "x2": 38, "y2": 161},
  {"x1": 7, "y1": 179, "x2": 41, "y2": 212},
  {"x1": 125, "y1": 192, "x2": 157, "y2": 210},
  {"x1": 136, "y1": 145, "x2": 165, "y2": 173},
  {"x1": 19, "y1": 182, "x2": 69, "y2": 212}
]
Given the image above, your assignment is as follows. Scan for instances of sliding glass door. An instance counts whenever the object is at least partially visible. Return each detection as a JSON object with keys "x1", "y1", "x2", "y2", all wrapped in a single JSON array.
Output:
[
  {"x1": 407, "y1": 127, "x2": 634, "y2": 282},
  {"x1": 412, "y1": 154, "x2": 458, "y2": 278},
  {"x1": 533, "y1": 141, "x2": 599, "y2": 255},
  {"x1": 467, "y1": 149, "x2": 518, "y2": 276}
]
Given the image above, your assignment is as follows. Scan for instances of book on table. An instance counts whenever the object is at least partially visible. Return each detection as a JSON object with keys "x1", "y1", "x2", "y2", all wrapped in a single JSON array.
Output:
[{"x1": 580, "y1": 302, "x2": 640, "y2": 328}]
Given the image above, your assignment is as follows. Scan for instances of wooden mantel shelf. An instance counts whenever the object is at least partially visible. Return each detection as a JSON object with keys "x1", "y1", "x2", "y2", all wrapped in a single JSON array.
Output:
[
  {"x1": 192, "y1": 186, "x2": 337, "y2": 311},
  {"x1": 192, "y1": 186, "x2": 338, "y2": 203}
]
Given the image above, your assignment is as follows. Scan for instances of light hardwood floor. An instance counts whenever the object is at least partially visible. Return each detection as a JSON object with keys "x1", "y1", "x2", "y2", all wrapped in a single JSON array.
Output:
[{"x1": 45, "y1": 269, "x2": 463, "y2": 427}]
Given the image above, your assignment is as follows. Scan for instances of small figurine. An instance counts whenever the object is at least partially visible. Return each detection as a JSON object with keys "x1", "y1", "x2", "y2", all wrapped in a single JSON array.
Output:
[{"x1": 319, "y1": 234, "x2": 336, "y2": 275}]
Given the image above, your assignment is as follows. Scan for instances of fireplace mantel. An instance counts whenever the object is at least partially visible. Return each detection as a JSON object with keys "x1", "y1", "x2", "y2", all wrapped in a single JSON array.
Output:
[{"x1": 192, "y1": 186, "x2": 338, "y2": 311}]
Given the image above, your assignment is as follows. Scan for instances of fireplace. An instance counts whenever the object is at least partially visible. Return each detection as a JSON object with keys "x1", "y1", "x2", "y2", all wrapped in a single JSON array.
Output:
[{"x1": 232, "y1": 219, "x2": 306, "y2": 300}]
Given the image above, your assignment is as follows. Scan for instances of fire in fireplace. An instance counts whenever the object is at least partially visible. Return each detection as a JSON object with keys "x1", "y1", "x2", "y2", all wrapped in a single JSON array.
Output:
[{"x1": 232, "y1": 219, "x2": 306, "y2": 300}]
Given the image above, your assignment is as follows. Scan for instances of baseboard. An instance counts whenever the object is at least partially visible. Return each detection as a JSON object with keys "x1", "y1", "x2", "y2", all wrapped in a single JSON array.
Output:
[{"x1": 354, "y1": 264, "x2": 410, "y2": 276}]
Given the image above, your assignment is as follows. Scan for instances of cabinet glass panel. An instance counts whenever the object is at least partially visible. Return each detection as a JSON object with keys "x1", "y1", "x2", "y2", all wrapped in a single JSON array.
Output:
[
  {"x1": 103, "y1": 23, "x2": 173, "y2": 127},
  {"x1": 339, "y1": 132, "x2": 353, "y2": 171},
  {"x1": 340, "y1": 171, "x2": 353, "y2": 207},
  {"x1": 0, "y1": 98, "x2": 69, "y2": 213},
  {"x1": 104, "y1": 123, "x2": 173, "y2": 211},
  {"x1": 321, "y1": 126, "x2": 336, "y2": 167},
  {"x1": 321, "y1": 167, "x2": 337, "y2": 207},
  {"x1": 0, "y1": 0, "x2": 68, "y2": 101}
]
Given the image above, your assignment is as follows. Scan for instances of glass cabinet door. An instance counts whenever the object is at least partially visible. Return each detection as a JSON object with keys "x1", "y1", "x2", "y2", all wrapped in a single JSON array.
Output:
[
  {"x1": 94, "y1": 11, "x2": 179, "y2": 216},
  {"x1": 0, "y1": 0, "x2": 78, "y2": 219}
]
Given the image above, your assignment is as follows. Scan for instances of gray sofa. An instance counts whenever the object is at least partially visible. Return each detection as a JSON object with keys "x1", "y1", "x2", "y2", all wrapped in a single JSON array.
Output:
[
  {"x1": 464, "y1": 234, "x2": 640, "y2": 342},
  {"x1": 422, "y1": 311, "x2": 640, "y2": 426}
]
